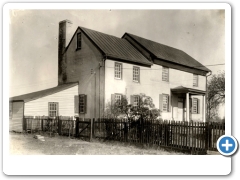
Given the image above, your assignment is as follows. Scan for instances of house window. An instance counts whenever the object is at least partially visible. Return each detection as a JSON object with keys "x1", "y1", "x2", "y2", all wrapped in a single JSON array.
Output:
[
  {"x1": 79, "y1": 94, "x2": 87, "y2": 114},
  {"x1": 162, "y1": 67, "x2": 169, "y2": 82},
  {"x1": 162, "y1": 94, "x2": 169, "y2": 112},
  {"x1": 133, "y1": 66, "x2": 140, "y2": 82},
  {"x1": 115, "y1": 63, "x2": 122, "y2": 79},
  {"x1": 133, "y1": 95, "x2": 140, "y2": 107},
  {"x1": 49, "y1": 102, "x2": 58, "y2": 117},
  {"x1": 192, "y1": 98, "x2": 199, "y2": 114},
  {"x1": 115, "y1": 94, "x2": 122, "y2": 105},
  {"x1": 77, "y1": 32, "x2": 81, "y2": 49},
  {"x1": 193, "y1": 74, "x2": 198, "y2": 87}
]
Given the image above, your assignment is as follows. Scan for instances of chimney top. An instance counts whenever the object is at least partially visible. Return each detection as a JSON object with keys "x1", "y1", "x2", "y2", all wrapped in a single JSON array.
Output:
[{"x1": 59, "y1": 19, "x2": 72, "y2": 24}]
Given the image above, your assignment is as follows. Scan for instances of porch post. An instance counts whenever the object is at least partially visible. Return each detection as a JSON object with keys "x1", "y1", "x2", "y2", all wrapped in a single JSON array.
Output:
[
  {"x1": 186, "y1": 92, "x2": 189, "y2": 121},
  {"x1": 203, "y1": 95, "x2": 206, "y2": 122}
]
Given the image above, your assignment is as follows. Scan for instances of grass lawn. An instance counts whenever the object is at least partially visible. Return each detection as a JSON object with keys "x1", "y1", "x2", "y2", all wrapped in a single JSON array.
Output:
[{"x1": 9, "y1": 132, "x2": 184, "y2": 155}]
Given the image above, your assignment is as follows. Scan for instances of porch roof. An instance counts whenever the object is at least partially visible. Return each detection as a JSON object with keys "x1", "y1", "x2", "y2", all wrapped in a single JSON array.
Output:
[{"x1": 171, "y1": 86, "x2": 206, "y2": 95}]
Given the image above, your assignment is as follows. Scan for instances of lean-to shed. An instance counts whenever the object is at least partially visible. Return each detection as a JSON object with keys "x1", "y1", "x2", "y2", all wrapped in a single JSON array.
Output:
[{"x1": 9, "y1": 82, "x2": 78, "y2": 132}]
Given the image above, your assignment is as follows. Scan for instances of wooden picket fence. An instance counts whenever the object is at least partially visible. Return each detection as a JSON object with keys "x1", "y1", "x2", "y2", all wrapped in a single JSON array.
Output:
[{"x1": 23, "y1": 116, "x2": 225, "y2": 154}]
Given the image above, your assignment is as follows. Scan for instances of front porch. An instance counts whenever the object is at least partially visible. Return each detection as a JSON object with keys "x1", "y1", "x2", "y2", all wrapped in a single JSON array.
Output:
[{"x1": 171, "y1": 86, "x2": 206, "y2": 122}]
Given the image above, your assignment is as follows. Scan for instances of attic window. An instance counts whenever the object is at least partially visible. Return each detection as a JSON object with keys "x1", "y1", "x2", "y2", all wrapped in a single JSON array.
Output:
[
  {"x1": 162, "y1": 67, "x2": 169, "y2": 82},
  {"x1": 79, "y1": 94, "x2": 87, "y2": 114},
  {"x1": 193, "y1": 74, "x2": 198, "y2": 87},
  {"x1": 77, "y1": 32, "x2": 81, "y2": 49}
]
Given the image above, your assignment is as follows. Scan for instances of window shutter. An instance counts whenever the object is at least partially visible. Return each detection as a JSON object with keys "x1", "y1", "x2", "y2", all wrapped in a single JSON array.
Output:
[
  {"x1": 138, "y1": 68, "x2": 140, "y2": 83},
  {"x1": 190, "y1": 98, "x2": 193, "y2": 113},
  {"x1": 48, "y1": 102, "x2": 50, "y2": 117},
  {"x1": 122, "y1": 95, "x2": 126, "y2": 105},
  {"x1": 121, "y1": 64, "x2": 123, "y2": 79},
  {"x1": 57, "y1": 102, "x2": 59, "y2": 116},
  {"x1": 84, "y1": 95, "x2": 87, "y2": 114},
  {"x1": 74, "y1": 95, "x2": 79, "y2": 113},
  {"x1": 111, "y1": 94, "x2": 115, "y2": 111},
  {"x1": 197, "y1": 98, "x2": 200, "y2": 114},
  {"x1": 130, "y1": 95, "x2": 134, "y2": 105},
  {"x1": 159, "y1": 94, "x2": 163, "y2": 111},
  {"x1": 168, "y1": 95, "x2": 171, "y2": 112}
]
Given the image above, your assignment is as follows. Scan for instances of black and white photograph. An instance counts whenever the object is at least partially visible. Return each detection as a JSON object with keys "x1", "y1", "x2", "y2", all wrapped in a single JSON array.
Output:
[{"x1": 3, "y1": 3, "x2": 233, "y2": 176}]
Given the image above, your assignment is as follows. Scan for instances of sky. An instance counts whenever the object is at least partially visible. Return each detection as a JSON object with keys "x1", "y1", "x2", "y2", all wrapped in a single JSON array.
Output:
[{"x1": 9, "y1": 9, "x2": 225, "y2": 97}]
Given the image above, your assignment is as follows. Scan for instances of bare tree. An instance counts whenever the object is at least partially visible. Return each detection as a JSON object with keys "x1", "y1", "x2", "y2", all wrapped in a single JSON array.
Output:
[{"x1": 207, "y1": 71, "x2": 225, "y2": 121}]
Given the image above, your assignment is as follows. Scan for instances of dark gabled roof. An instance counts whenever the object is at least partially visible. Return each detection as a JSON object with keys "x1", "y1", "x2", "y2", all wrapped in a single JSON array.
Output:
[
  {"x1": 171, "y1": 86, "x2": 206, "y2": 95},
  {"x1": 79, "y1": 27, "x2": 152, "y2": 66},
  {"x1": 9, "y1": 82, "x2": 78, "y2": 103},
  {"x1": 123, "y1": 33, "x2": 211, "y2": 72}
]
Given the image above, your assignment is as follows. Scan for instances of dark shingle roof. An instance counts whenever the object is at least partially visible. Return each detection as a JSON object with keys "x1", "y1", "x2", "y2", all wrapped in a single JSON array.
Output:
[
  {"x1": 124, "y1": 33, "x2": 211, "y2": 72},
  {"x1": 80, "y1": 27, "x2": 152, "y2": 66},
  {"x1": 9, "y1": 82, "x2": 78, "y2": 102}
]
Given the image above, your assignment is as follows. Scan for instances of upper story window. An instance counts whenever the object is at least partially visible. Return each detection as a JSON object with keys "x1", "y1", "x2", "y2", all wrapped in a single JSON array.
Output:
[
  {"x1": 115, "y1": 63, "x2": 122, "y2": 79},
  {"x1": 133, "y1": 66, "x2": 140, "y2": 82},
  {"x1": 79, "y1": 94, "x2": 87, "y2": 114},
  {"x1": 77, "y1": 32, "x2": 81, "y2": 49},
  {"x1": 162, "y1": 94, "x2": 169, "y2": 112},
  {"x1": 162, "y1": 67, "x2": 169, "y2": 82},
  {"x1": 193, "y1": 74, "x2": 198, "y2": 87},
  {"x1": 49, "y1": 102, "x2": 58, "y2": 117}
]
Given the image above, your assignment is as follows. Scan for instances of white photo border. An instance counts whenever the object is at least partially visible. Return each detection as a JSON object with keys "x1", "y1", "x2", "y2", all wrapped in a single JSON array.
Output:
[{"x1": 3, "y1": 2, "x2": 231, "y2": 176}]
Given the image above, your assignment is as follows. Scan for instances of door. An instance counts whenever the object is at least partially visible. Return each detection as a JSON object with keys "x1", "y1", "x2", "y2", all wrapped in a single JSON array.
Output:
[
  {"x1": 177, "y1": 101, "x2": 183, "y2": 121},
  {"x1": 10, "y1": 101, "x2": 24, "y2": 132}
]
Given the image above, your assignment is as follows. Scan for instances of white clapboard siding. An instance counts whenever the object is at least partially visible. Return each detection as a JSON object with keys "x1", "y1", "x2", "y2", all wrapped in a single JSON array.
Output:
[
  {"x1": 24, "y1": 85, "x2": 78, "y2": 116},
  {"x1": 10, "y1": 101, "x2": 24, "y2": 132}
]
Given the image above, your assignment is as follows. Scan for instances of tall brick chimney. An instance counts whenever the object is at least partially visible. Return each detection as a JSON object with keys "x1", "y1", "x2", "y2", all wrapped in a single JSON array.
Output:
[{"x1": 58, "y1": 19, "x2": 72, "y2": 84}]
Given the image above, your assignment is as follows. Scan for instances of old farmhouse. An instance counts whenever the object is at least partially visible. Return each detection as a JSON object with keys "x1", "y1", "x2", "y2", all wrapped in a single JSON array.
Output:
[{"x1": 9, "y1": 19, "x2": 211, "y2": 132}]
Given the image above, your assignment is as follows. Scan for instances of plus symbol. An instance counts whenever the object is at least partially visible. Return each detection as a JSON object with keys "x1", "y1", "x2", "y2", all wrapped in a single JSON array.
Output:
[{"x1": 222, "y1": 139, "x2": 233, "y2": 151}]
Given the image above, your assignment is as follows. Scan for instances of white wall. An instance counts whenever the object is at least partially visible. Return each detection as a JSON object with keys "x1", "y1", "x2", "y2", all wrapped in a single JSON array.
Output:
[
  {"x1": 24, "y1": 85, "x2": 78, "y2": 117},
  {"x1": 105, "y1": 59, "x2": 206, "y2": 120}
]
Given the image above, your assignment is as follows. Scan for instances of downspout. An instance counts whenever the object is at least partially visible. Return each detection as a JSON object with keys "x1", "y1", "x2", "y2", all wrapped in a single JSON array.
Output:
[{"x1": 206, "y1": 71, "x2": 212, "y2": 121}]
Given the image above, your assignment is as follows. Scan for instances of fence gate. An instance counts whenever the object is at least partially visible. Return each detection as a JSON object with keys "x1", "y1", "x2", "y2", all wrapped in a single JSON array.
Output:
[{"x1": 75, "y1": 118, "x2": 93, "y2": 141}]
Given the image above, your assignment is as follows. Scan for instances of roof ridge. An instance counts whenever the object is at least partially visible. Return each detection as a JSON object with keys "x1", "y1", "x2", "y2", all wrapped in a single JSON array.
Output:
[
  {"x1": 124, "y1": 32, "x2": 210, "y2": 72},
  {"x1": 80, "y1": 26, "x2": 123, "y2": 40},
  {"x1": 125, "y1": 32, "x2": 184, "y2": 53}
]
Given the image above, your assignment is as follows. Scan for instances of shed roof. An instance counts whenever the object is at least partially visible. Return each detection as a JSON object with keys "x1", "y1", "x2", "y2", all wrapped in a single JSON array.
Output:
[
  {"x1": 9, "y1": 82, "x2": 78, "y2": 103},
  {"x1": 123, "y1": 33, "x2": 211, "y2": 72},
  {"x1": 171, "y1": 86, "x2": 206, "y2": 95},
  {"x1": 79, "y1": 27, "x2": 153, "y2": 66}
]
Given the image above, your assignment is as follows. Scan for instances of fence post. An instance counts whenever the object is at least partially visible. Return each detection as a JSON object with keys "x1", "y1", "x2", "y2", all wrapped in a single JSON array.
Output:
[
  {"x1": 140, "y1": 115, "x2": 143, "y2": 144},
  {"x1": 75, "y1": 117, "x2": 79, "y2": 137},
  {"x1": 205, "y1": 122, "x2": 209, "y2": 151},
  {"x1": 41, "y1": 117, "x2": 43, "y2": 132},
  {"x1": 57, "y1": 117, "x2": 60, "y2": 135},
  {"x1": 90, "y1": 118, "x2": 93, "y2": 142},
  {"x1": 31, "y1": 117, "x2": 34, "y2": 134},
  {"x1": 72, "y1": 118, "x2": 74, "y2": 138},
  {"x1": 23, "y1": 117, "x2": 26, "y2": 131},
  {"x1": 92, "y1": 118, "x2": 95, "y2": 138}
]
